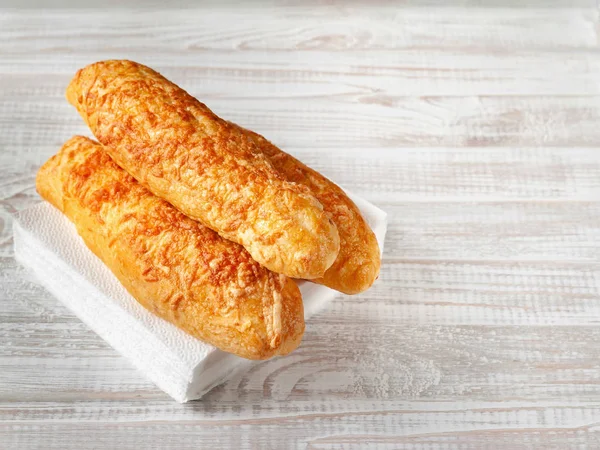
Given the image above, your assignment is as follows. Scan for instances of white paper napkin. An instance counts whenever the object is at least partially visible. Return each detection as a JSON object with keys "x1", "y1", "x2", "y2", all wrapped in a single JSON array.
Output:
[{"x1": 13, "y1": 192, "x2": 387, "y2": 402}]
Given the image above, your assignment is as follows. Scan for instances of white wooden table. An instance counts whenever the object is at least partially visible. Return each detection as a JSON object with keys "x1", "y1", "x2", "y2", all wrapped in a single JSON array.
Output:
[{"x1": 2, "y1": 3, "x2": 600, "y2": 449}]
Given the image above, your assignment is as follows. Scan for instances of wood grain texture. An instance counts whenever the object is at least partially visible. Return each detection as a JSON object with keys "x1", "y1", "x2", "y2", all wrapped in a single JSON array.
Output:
[
  {"x1": 5, "y1": 49, "x2": 600, "y2": 96},
  {"x1": 1, "y1": 4, "x2": 600, "y2": 449},
  {"x1": 0, "y1": 7, "x2": 597, "y2": 51},
  {"x1": 4, "y1": 86, "x2": 600, "y2": 148}
]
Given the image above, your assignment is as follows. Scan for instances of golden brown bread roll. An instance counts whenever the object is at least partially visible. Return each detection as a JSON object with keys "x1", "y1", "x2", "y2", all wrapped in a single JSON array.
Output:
[
  {"x1": 36, "y1": 136, "x2": 305, "y2": 360},
  {"x1": 239, "y1": 126, "x2": 381, "y2": 294},
  {"x1": 66, "y1": 60, "x2": 339, "y2": 280}
]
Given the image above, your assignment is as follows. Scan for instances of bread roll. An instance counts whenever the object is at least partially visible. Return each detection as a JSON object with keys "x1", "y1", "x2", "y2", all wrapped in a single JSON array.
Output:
[
  {"x1": 240, "y1": 126, "x2": 381, "y2": 294},
  {"x1": 36, "y1": 136, "x2": 305, "y2": 360},
  {"x1": 66, "y1": 60, "x2": 339, "y2": 280}
]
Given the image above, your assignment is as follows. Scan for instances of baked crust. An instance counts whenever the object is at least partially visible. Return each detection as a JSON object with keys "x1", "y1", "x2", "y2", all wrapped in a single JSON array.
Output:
[
  {"x1": 66, "y1": 60, "x2": 339, "y2": 280},
  {"x1": 36, "y1": 136, "x2": 305, "y2": 360},
  {"x1": 240, "y1": 126, "x2": 381, "y2": 294}
]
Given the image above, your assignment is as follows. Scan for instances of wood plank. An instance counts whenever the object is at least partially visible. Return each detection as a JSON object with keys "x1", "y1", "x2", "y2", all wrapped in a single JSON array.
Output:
[
  {"x1": 291, "y1": 147, "x2": 600, "y2": 202},
  {"x1": 2, "y1": 50, "x2": 600, "y2": 96},
  {"x1": 0, "y1": 356, "x2": 158, "y2": 400},
  {"x1": 3, "y1": 147, "x2": 600, "y2": 214},
  {"x1": 5, "y1": 147, "x2": 600, "y2": 222},
  {"x1": 2, "y1": 402, "x2": 600, "y2": 427},
  {"x1": 7, "y1": 201, "x2": 600, "y2": 262},
  {"x1": 4, "y1": 316, "x2": 600, "y2": 404},
  {"x1": 0, "y1": 203, "x2": 18, "y2": 257},
  {"x1": 0, "y1": 259, "x2": 69, "y2": 323},
  {"x1": 2, "y1": 417, "x2": 600, "y2": 450},
  {"x1": 336, "y1": 260, "x2": 600, "y2": 326},
  {"x1": 3, "y1": 256, "x2": 600, "y2": 331},
  {"x1": 382, "y1": 201, "x2": 600, "y2": 260},
  {"x1": 0, "y1": 8, "x2": 596, "y2": 51},
  {"x1": 2, "y1": 0, "x2": 597, "y2": 8},
  {"x1": 2, "y1": 93, "x2": 600, "y2": 148},
  {"x1": 198, "y1": 96, "x2": 600, "y2": 148},
  {"x1": 307, "y1": 427, "x2": 600, "y2": 449}
]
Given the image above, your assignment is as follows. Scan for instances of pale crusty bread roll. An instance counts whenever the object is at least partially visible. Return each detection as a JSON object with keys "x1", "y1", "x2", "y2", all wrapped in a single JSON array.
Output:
[
  {"x1": 239, "y1": 126, "x2": 381, "y2": 294},
  {"x1": 66, "y1": 60, "x2": 339, "y2": 280},
  {"x1": 36, "y1": 136, "x2": 305, "y2": 360}
]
